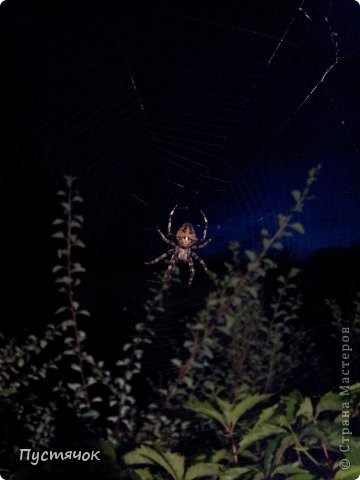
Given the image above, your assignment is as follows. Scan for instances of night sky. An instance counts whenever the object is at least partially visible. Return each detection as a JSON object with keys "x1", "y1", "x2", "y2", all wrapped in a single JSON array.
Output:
[{"x1": 0, "y1": 0, "x2": 359, "y2": 336}]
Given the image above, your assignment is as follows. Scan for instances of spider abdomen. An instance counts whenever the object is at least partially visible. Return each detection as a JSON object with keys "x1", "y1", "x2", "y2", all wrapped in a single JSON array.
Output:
[
  {"x1": 145, "y1": 205, "x2": 212, "y2": 286},
  {"x1": 178, "y1": 247, "x2": 189, "y2": 262}
]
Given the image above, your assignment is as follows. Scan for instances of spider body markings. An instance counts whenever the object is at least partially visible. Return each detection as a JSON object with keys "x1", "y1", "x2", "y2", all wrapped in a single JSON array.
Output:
[{"x1": 145, "y1": 205, "x2": 213, "y2": 286}]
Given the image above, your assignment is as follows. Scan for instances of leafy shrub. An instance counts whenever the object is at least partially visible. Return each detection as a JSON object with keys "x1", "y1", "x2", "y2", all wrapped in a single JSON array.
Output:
[
  {"x1": 1, "y1": 166, "x2": 359, "y2": 480},
  {"x1": 125, "y1": 385, "x2": 360, "y2": 480}
]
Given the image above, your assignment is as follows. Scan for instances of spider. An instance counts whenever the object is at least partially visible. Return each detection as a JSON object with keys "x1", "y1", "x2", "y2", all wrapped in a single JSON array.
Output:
[{"x1": 145, "y1": 205, "x2": 213, "y2": 286}]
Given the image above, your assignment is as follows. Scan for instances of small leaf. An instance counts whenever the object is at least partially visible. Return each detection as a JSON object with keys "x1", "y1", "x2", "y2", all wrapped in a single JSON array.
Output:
[
  {"x1": 245, "y1": 250, "x2": 256, "y2": 262},
  {"x1": 52, "y1": 265, "x2": 64, "y2": 273},
  {"x1": 124, "y1": 446, "x2": 185, "y2": 480},
  {"x1": 230, "y1": 394, "x2": 270, "y2": 427},
  {"x1": 296, "y1": 397, "x2": 313, "y2": 421},
  {"x1": 315, "y1": 391, "x2": 341, "y2": 418},
  {"x1": 55, "y1": 306, "x2": 68, "y2": 315},
  {"x1": 171, "y1": 358, "x2": 182, "y2": 368},
  {"x1": 188, "y1": 400, "x2": 226, "y2": 428},
  {"x1": 185, "y1": 463, "x2": 222, "y2": 480},
  {"x1": 240, "y1": 424, "x2": 286, "y2": 449},
  {"x1": 52, "y1": 231, "x2": 65, "y2": 239},
  {"x1": 131, "y1": 469, "x2": 154, "y2": 480},
  {"x1": 291, "y1": 190, "x2": 301, "y2": 202},
  {"x1": 55, "y1": 276, "x2": 71, "y2": 285},
  {"x1": 99, "y1": 439, "x2": 117, "y2": 462},
  {"x1": 247, "y1": 262, "x2": 259, "y2": 272},
  {"x1": 334, "y1": 465, "x2": 360, "y2": 480},
  {"x1": 289, "y1": 267, "x2": 301, "y2": 278},
  {"x1": 64, "y1": 175, "x2": 76, "y2": 187},
  {"x1": 67, "y1": 383, "x2": 81, "y2": 391},
  {"x1": 73, "y1": 263, "x2": 86, "y2": 273},
  {"x1": 219, "y1": 467, "x2": 252, "y2": 480},
  {"x1": 284, "y1": 390, "x2": 302, "y2": 423},
  {"x1": 74, "y1": 239, "x2": 86, "y2": 248},
  {"x1": 262, "y1": 238, "x2": 271, "y2": 249},
  {"x1": 290, "y1": 222, "x2": 305, "y2": 234},
  {"x1": 277, "y1": 214, "x2": 288, "y2": 228},
  {"x1": 273, "y1": 465, "x2": 314, "y2": 478},
  {"x1": 61, "y1": 202, "x2": 71, "y2": 212},
  {"x1": 71, "y1": 220, "x2": 82, "y2": 228}
]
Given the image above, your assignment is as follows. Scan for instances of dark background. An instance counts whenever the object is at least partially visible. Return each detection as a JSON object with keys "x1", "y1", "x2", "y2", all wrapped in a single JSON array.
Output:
[{"x1": 0, "y1": 0, "x2": 359, "y2": 388}]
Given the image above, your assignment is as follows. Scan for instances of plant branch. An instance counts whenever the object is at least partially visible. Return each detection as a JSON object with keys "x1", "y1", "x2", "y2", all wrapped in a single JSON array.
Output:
[{"x1": 65, "y1": 181, "x2": 91, "y2": 410}]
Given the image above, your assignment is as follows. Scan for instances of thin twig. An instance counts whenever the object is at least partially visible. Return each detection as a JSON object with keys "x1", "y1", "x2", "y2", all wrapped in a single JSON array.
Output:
[{"x1": 66, "y1": 184, "x2": 91, "y2": 409}]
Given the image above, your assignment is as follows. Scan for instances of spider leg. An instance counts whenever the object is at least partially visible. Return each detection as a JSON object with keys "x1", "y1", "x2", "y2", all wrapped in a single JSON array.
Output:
[
  {"x1": 167, "y1": 204, "x2": 178, "y2": 236},
  {"x1": 200, "y1": 209, "x2": 208, "y2": 241},
  {"x1": 157, "y1": 227, "x2": 176, "y2": 246},
  {"x1": 145, "y1": 249, "x2": 175, "y2": 265},
  {"x1": 188, "y1": 255, "x2": 195, "y2": 286},
  {"x1": 192, "y1": 237, "x2": 213, "y2": 250},
  {"x1": 191, "y1": 251, "x2": 210, "y2": 275},
  {"x1": 163, "y1": 253, "x2": 178, "y2": 282}
]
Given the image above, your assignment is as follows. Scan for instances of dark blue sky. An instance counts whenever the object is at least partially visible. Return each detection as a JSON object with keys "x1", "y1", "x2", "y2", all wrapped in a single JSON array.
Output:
[
  {"x1": 0, "y1": 0, "x2": 358, "y2": 362},
  {"x1": 1, "y1": 3, "x2": 359, "y2": 462},
  {"x1": 0, "y1": 0, "x2": 359, "y2": 267},
  {"x1": 206, "y1": 153, "x2": 359, "y2": 258}
]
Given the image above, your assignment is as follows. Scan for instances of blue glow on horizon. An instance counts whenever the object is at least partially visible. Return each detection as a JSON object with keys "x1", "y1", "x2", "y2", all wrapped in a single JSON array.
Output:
[{"x1": 205, "y1": 155, "x2": 359, "y2": 259}]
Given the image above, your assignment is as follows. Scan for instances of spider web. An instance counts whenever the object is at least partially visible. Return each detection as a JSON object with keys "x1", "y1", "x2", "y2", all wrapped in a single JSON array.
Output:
[
  {"x1": 1, "y1": 0, "x2": 359, "y2": 394},
  {"x1": 113, "y1": 0, "x2": 360, "y2": 292}
]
